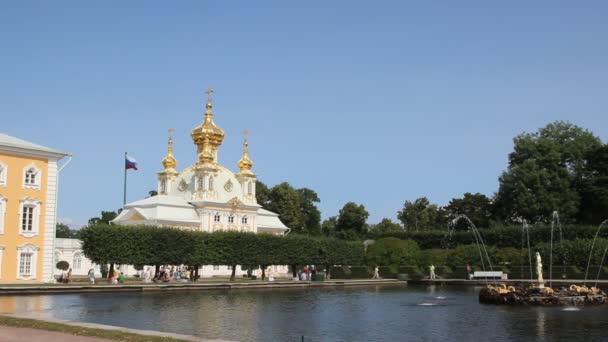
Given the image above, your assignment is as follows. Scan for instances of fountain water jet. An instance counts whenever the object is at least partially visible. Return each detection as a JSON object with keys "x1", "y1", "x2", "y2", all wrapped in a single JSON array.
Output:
[
  {"x1": 583, "y1": 219, "x2": 608, "y2": 285},
  {"x1": 520, "y1": 220, "x2": 533, "y2": 283},
  {"x1": 448, "y1": 215, "x2": 494, "y2": 284},
  {"x1": 549, "y1": 211, "x2": 564, "y2": 288}
]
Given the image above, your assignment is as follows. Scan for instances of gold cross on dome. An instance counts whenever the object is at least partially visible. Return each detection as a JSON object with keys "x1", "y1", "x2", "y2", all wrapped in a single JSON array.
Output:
[
  {"x1": 243, "y1": 129, "x2": 249, "y2": 138},
  {"x1": 205, "y1": 87, "x2": 214, "y2": 101},
  {"x1": 168, "y1": 128, "x2": 174, "y2": 139}
]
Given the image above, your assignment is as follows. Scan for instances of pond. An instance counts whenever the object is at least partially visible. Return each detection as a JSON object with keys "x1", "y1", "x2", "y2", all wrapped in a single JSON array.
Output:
[{"x1": 1, "y1": 284, "x2": 607, "y2": 341}]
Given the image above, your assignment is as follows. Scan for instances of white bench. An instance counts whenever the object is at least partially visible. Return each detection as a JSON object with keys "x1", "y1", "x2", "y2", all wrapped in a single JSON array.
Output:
[{"x1": 471, "y1": 271, "x2": 507, "y2": 280}]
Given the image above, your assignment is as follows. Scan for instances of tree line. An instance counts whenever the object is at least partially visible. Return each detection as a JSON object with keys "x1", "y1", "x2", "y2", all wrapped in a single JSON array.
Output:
[
  {"x1": 79, "y1": 224, "x2": 364, "y2": 280},
  {"x1": 66, "y1": 120, "x2": 607, "y2": 239}
]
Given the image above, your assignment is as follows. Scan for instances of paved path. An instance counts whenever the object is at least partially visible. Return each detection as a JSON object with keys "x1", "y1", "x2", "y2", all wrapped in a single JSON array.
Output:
[{"x1": 0, "y1": 325, "x2": 111, "y2": 341}]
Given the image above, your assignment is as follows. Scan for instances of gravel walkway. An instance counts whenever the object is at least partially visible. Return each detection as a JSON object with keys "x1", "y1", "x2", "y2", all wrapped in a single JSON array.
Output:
[{"x1": 0, "y1": 325, "x2": 112, "y2": 341}]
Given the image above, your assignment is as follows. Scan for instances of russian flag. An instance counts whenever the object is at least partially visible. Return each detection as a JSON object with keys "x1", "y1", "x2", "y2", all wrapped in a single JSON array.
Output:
[{"x1": 125, "y1": 155, "x2": 138, "y2": 170}]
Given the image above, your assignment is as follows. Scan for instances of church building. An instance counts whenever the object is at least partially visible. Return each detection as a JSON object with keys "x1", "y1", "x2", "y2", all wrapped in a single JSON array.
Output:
[{"x1": 113, "y1": 89, "x2": 288, "y2": 240}]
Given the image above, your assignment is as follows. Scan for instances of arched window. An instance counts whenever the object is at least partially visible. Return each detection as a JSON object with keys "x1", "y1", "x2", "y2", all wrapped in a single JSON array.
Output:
[
  {"x1": 197, "y1": 176, "x2": 204, "y2": 190},
  {"x1": 17, "y1": 243, "x2": 39, "y2": 279},
  {"x1": 209, "y1": 177, "x2": 214, "y2": 191},
  {"x1": 160, "y1": 179, "x2": 167, "y2": 194},
  {"x1": 19, "y1": 198, "x2": 41, "y2": 237},
  {"x1": 23, "y1": 164, "x2": 41, "y2": 189},
  {"x1": 73, "y1": 253, "x2": 82, "y2": 270},
  {"x1": 248, "y1": 182, "x2": 252, "y2": 195}
]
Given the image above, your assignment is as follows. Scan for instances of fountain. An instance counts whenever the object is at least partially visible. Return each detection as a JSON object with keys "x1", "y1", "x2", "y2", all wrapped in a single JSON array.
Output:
[
  {"x1": 479, "y1": 214, "x2": 608, "y2": 306},
  {"x1": 520, "y1": 220, "x2": 533, "y2": 283},
  {"x1": 583, "y1": 219, "x2": 608, "y2": 285},
  {"x1": 447, "y1": 215, "x2": 495, "y2": 283}
]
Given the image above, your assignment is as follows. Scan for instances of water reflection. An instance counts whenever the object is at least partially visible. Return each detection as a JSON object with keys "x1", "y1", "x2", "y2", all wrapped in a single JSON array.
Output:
[{"x1": 0, "y1": 285, "x2": 607, "y2": 341}]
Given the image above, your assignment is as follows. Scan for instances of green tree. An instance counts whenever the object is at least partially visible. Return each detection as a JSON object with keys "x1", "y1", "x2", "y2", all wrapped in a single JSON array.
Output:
[
  {"x1": 296, "y1": 188, "x2": 322, "y2": 235},
  {"x1": 334, "y1": 202, "x2": 369, "y2": 240},
  {"x1": 365, "y1": 238, "x2": 419, "y2": 266},
  {"x1": 264, "y1": 182, "x2": 322, "y2": 235},
  {"x1": 255, "y1": 180, "x2": 271, "y2": 207},
  {"x1": 321, "y1": 216, "x2": 337, "y2": 237},
  {"x1": 495, "y1": 121, "x2": 602, "y2": 223},
  {"x1": 56, "y1": 223, "x2": 81, "y2": 238},
  {"x1": 397, "y1": 197, "x2": 447, "y2": 230},
  {"x1": 368, "y1": 218, "x2": 403, "y2": 235},
  {"x1": 578, "y1": 144, "x2": 608, "y2": 224},
  {"x1": 88, "y1": 211, "x2": 118, "y2": 225},
  {"x1": 445, "y1": 193, "x2": 493, "y2": 229}
]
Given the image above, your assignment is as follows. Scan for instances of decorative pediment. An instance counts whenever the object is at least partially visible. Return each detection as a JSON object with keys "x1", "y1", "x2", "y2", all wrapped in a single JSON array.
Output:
[{"x1": 227, "y1": 197, "x2": 244, "y2": 207}]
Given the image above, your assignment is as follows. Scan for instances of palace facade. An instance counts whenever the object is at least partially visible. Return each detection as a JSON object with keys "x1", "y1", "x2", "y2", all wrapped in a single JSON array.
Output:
[{"x1": 0, "y1": 133, "x2": 68, "y2": 283}]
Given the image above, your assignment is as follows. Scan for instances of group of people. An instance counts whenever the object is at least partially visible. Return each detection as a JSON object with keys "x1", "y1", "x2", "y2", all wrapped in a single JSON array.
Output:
[
  {"x1": 58, "y1": 268, "x2": 73, "y2": 283},
  {"x1": 148, "y1": 267, "x2": 192, "y2": 283},
  {"x1": 107, "y1": 269, "x2": 126, "y2": 284},
  {"x1": 297, "y1": 265, "x2": 316, "y2": 281}
]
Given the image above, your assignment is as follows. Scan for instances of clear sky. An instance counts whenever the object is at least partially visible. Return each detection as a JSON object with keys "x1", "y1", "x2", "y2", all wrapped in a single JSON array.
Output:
[{"x1": 2, "y1": 1, "x2": 607, "y2": 227}]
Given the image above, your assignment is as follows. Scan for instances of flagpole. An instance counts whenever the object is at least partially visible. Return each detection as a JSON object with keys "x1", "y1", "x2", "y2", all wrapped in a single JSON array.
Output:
[{"x1": 123, "y1": 152, "x2": 127, "y2": 206}]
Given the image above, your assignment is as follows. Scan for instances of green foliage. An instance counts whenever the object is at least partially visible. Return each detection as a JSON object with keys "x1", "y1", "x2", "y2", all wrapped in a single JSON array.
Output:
[
  {"x1": 445, "y1": 193, "x2": 492, "y2": 229},
  {"x1": 56, "y1": 223, "x2": 81, "y2": 238},
  {"x1": 264, "y1": 182, "x2": 322, "y2": 235},
  {"x1": 578, "y1": 144, "x2": 608, "y2": 224},
  {"x1": 495, "y1": 121, "x2": 603, "y2": 223},
  {"x1": 397, "y1": 197, "x2": 447, "y2": 230},
  {"x1": 79, "y1": 225, "x2": 364, "y2": 279},
  {"x1": 56, "y1": 260, "x2": 69, "y2": 271},
  {"x1": 87, "y1": 211, "x2": 118, "y2": 225},
  {"x1": 368, "y1": 218, "x2": 403, "y2": 235},
  {"x1": 417, "y1": 249, "x2": 449, "y2": 267},
  {"x1": 365, "y1": 238, "x2": 420, "y2": 267},
  {"x1": 333, "y1": 202, "x2": 369, "y2": 240}
]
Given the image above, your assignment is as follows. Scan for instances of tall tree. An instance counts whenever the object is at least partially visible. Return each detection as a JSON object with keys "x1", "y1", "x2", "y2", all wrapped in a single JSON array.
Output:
[
  {"x1": 397, "y1": 197, "x2": 447, "y2": 231},
  {"x1": 321, "y1": 216, "x2": 337, "y2": 237},
  {"x1": 445, "y1": 193, "x2": 493, "y2": 229},
  {"x1": 334, "y1": 202, "x2": 369, "y2": 240},
  {"x1": 578, "y1": 144, "x2": 608, "y2": 224},
  {"x1": 495, "y1": 121, "x2": 602, "y2": 223},
  {"x1": 296, "y1": 188, "x2": 322, "y2": 235},
  {"x1": 56, "y1": 223, "x2": 81, "y2": 238},
  {"x1": 262, "y1": 181, "x2": 322, "y2": 235},
  {"x1": 88, "y1": 211, "x2": 118, "y2": 225}
]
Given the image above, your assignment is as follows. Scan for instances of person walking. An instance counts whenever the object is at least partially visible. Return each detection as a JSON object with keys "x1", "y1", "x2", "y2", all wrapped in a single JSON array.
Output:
[
  {"x1": 465, "y1": 264, "x2": 472, "y2": 280},
  {"x1": 372, "y1": 266, "x2": 380, "y2": 279},
  {"x1": 429, "y1": 265, "x2": 436, "y2": 280},
  {"x1": 88, "y1": 268, "x2": 96, "y2": 284},
  {"x1": 67, "y1": 268, "x2": 73, "y2": 283}
]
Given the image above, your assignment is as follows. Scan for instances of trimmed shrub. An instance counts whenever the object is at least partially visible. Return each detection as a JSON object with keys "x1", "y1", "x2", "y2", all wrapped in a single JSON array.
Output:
[
  {"x1": 366, "y1": 238, "x2": 419, "y2": 267},
  {"x1": 378, "y1": 266, "x2": 398, "y2": 278},
  {"x1": 56, "y1": 261, "x2": 69, "y2": 271},
  {"x1": 351, "y1": 266, "x2": 372, "y2": 279},
  {"x1": 398, "y1": 266, "x2": 423, "y2": 280},
  {"x1": 330, "y1": 266, "x2": 351, "y2": 279}
]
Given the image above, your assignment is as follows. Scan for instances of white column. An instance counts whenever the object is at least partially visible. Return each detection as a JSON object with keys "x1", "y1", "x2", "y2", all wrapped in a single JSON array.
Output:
[{"x1": 42, "y1": 159, "x2": 58, "y2": 283}]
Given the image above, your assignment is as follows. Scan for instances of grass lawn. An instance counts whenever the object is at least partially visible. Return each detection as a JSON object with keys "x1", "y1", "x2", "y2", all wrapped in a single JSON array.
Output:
[{"x1": 0, "y1": 315, "x2": 191, "y2": 341}]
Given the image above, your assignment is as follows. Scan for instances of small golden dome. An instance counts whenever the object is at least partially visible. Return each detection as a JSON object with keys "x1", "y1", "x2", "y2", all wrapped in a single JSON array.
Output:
[
  {"x1": 238, "y1": 130, "x2": 254, "y2": 173},
  {"x1": 191, "y1": 88, "x2": 225, "y2": 154},
  {"x1": 161, "y1": 128, "x2": 178, "y2": 172}
]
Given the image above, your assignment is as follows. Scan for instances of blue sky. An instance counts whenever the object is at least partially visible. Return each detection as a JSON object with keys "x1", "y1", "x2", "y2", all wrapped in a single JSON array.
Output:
[{"x1": 2, "y1": 1, "x2": 607, "y2": 227}]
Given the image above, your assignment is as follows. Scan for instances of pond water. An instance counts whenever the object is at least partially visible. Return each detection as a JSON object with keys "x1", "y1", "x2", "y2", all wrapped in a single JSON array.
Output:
[{"x1": 1, "y1": 284, "x2": 607, "y2": 341}]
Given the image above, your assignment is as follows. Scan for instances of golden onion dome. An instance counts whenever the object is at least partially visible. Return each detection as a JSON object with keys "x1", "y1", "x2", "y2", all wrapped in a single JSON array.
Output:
[
  {"x1": 161, "y1": 128, "x2": 178, "y2": 172},
  {"x1": 238, "y1": 130, "x2": 254, "y2": 173},
  {"x1": 191, "y1": 88, "x2": 225, "y2": 153}
]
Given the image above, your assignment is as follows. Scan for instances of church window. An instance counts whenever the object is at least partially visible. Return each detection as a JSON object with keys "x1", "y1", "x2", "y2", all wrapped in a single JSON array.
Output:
[
  {"x1": 73, "y1": 252, "x2": 82, "y2": 270},
  {"x1": 241, "y1": 216, "x2": 248, "y2": 224},
  {"x1": 228, "y1": 215, "x2": 234, "y2": 224},
  {"x1": 214, "y1": 214, "x2": 221, "y2": 223},
  {"x1": 197, "y1": 176, "x2": 204, "y2": 190},
  {"x1": 209, "y1": 177, "x2": 214, "y2": 191},
  {"x1": 247, "y1": 182, "x2": 252, "y2": 195},
  {"x1": 23, "y1": 164, "x2": 41, "y2": 189},
  {"x1": 160, "y1": 179, "x2": 167, "y2": 194}
]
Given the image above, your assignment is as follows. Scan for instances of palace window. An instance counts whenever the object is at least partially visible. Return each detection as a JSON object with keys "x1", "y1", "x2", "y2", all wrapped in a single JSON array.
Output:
[
  {"x1": 23, "y1": 164, "x2": 41, "y2": 189},
  {"x1": 0, "y1": 195, "x2": 6, "y2": 234},
  {"x1": 227, "y1": 265, "x2": 233, "y2": 271},
  {"x1": 213, "y1": 265, "x2": 219, "y2": 271},
  {"x1": 0, "y1": 161, "x2": 7, "y2": 186},
  {"x1": 17, "y1": 244, "x2": 39, "y2": 279},
  {"x1": 214, "y1": 214, "x2": 221, "y2": 223},
  {"x1": 19, "y1": 198, "x2": 41, "y2": 237},
  {"x1": 73, "y1": 252, "x2": 82, "y2": 270},
  {"x1": 241, "y1": 216, "x2": 248, "y2": 224},
  {"x1": 228, "y1": 215, "x2": 234, "y2": 224}
]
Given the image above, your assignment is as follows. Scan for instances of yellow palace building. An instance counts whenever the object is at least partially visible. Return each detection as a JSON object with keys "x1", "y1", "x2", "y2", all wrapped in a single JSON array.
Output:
[{"x1": 0, "y1": 133, "x2": 69, "y2": 283}]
